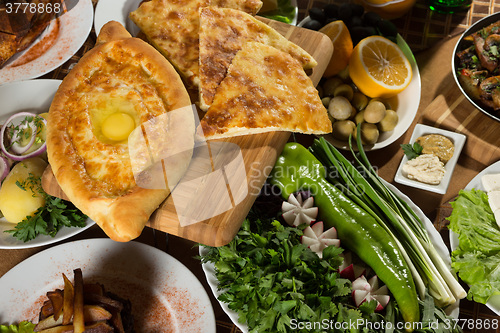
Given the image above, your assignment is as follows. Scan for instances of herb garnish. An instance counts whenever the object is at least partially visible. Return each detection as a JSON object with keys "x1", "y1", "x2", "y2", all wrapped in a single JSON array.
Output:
[
  {"x1": 5, "y1": 175, "x2": 87, "y2": 242},
  {"x1": 200, "y1": 215, "x2": 376, "y2": 332},
  {"x1": 401, "y1": 142, "x2": 423, "y2": 160}
]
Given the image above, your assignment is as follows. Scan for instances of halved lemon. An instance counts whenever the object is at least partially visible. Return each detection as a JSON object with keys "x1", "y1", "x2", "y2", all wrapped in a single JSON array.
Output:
[
  {"x1": 348, "y1": 35, "x2": 412, "y2": 98},
  {"x1": 319, "y1": 20, "x2": 353, "y2": 78}
]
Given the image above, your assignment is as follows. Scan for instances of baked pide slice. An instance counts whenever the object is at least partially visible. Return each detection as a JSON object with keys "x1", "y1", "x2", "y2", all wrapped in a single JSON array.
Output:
[
  {"x1": 46, "y1": 21, "x2": 194, "y2": 242},
  {"x1": 199, "y1": 42, "x2": 331, "y2": 139},
  {"x1": 129, "y1": 0, "x2": 263, "y2": 88},
  {"x1": 198, "y1": 6, "x2": 318, "y2": 111}
]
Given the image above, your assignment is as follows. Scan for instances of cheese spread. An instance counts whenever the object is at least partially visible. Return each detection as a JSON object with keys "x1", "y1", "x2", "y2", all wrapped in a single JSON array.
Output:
[
  {"x1": 415, "y1": 134, "x2": 454, "y2": 164},
  {"x1": 402, "y1": 154, "x2": 445, "y2": 185}
]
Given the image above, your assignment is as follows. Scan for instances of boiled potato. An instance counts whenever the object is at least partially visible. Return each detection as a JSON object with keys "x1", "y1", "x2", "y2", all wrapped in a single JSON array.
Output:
[
  {"x1": 332, "y1": 120, "x2": 356, "y2": 141},
  {"x1": 0, "y1": 157, "x2": 48, "y2": 223},
  {"x1": 364, "y1": 100, "x2": 386, "y2": 123},
  {"x1": 378, "y1": 109, "x2": 399, "y2": 132}
]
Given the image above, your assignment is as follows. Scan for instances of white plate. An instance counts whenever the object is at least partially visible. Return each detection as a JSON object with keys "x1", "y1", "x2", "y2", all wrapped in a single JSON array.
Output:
[
  {"x1": 0, "y1": 238, "x2": 217, "y2": 332},
  {"x1": 200, "y1": 180, "x2": 459, "y2": 332},
  {"x1": 0, "y1": 79, "x2": 95, "y2": 249},
  {"x1": 0, "y1": 0, "x2": 93, "y2": 84},
  {"x1": 94, "y1": 0, "x2": 141, "y2": 36},
  {"x1": 394, "y1": 124, "x2": 467, "y2": 194},
  {"x1": 449, "y1": 160, "x2": 500, "y2": 315}
]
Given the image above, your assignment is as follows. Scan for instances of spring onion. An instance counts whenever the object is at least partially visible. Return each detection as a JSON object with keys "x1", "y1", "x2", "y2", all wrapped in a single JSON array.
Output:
[{"x1": 309, "y1": 125, "x2": 466, "y2": 308}]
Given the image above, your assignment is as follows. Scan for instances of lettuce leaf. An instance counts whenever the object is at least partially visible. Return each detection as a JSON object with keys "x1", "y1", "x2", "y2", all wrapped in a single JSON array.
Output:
[
  {"x1": 451, "y1": 250, "x2": 500, "y2": 304},
  {"x1": 0, "y1": 321, "x2": 35, "y2": 333},
  {"x1": 448, "y1": 189, "x2": 500, "y2": 303},
  {"x1": 448, "y1": 189, "x2": 500, "y2": 255}
]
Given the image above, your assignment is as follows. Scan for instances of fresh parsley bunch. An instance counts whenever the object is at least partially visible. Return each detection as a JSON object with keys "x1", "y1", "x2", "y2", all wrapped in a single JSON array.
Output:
[{"x1": 201, "y1": 216, "x2": 382, "y2": 333}]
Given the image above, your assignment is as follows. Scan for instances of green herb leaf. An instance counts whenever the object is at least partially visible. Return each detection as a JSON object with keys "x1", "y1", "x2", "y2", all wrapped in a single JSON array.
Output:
[
  {"x1": 401, "y1": 142, "x2": 423, "y2": 160},
  {"x1": 200, "y1": 215, "x2": 353, "y2": 332},
  {"x1": 4, "y1": 195, "x2": 87, "y2": 242}
]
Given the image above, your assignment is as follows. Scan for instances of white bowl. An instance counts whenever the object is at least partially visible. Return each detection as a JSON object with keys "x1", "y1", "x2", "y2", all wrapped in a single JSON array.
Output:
[
  {"x1": 299, "y1": 17, "x2": 421, "y2": 151},
  {"x1": 394, "y1": 124, "x2": 466, "y2": 194},
  {"x1": 326, "y1": 34, "x2": 420, "y2": 151}
]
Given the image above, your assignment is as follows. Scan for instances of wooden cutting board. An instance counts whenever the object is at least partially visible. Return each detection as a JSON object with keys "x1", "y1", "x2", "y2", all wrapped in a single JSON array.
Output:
[{"x1": 41, "y1": 18, "x2": 333, "y2": 247}]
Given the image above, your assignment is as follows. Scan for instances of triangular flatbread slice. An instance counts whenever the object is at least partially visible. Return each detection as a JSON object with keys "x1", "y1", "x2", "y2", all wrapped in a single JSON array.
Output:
[
  {"x1": 129, "y1": 0, "x2": 263, "y2": 88},
  {"x1": 47, "y1": 22, "x2": 195, "y2": 242},
  {"x1": 198, "y1": 6, "x2": 318, "y2": 111},
  {"x1": 199, "y1": 42, "x2": 331, "y2": 139}
]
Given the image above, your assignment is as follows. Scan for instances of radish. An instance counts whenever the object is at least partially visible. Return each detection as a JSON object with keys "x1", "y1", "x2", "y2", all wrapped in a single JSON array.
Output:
[
  {"x1": 301, "y1": 221, "x2": 340, "y2": 258},
  {"x1": 352, "y1": 275, "x2": 390, "y2": 311},
  {"x1": 338, "y1": 252, "x2": 366, "y2": 281},
  {"x1": 282, "y1": 192, "x2": 318, "y2": 227}
]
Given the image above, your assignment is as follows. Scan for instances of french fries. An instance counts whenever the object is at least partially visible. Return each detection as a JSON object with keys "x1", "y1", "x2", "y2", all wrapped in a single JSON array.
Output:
[{"x1": 34, "y1": 269, "x2": 132, "y2": 333}]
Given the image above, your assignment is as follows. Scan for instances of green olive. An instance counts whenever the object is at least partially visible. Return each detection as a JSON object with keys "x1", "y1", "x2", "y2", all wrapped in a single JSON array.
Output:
[
  {"x1": 364, "y1": 100, "x2": 386, "y2": 124},
  {"x1": 328, "y1": 96, "x2": 353, "y2": 120},
  {"x1": 360, "y1": 122, "x2": 379, "y2": 145},
  {"x1": 332, "y1": 120, "x2": 356, "y2": 141},
  {"x1": 321, "y1": 96, "x2": 331, "y2": 108},
  {"x1": 354, "y1": 109, "x2": 365, "y2": 125},
  {"x1": 352, "y1": 92, "x2": 369, "y2": 111},
  {"x1": 378, "y1": 109, "x2": 398, "y2": 132},
  {"x1": 337, "y1": 66, "x2": 350, "y2": 82},
  {"x1": 334, "y1": 84, "x2": 354, "y2": 101}
]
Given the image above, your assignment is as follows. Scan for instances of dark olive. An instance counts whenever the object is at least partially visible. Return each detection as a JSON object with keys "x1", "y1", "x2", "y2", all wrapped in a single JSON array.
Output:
[
  {"x1": 362, "y1": 11, "x2": 382, "y2": 27},
  {"x1": 349, "y1": 3, "x2": 365, "y2": 16},
  {"x1": 348, "y1": 16, "x2": 363, "y2": 29},
  {"x1": 309, "y1": 7, "x2": 326, "y2": 24},
  {"x1": 377, "y1": 19, "x2": 398, "y2": 37},
  {"x1": 323, "y1": 4, "x2": 339, "y2": 19},
  {"x1": 303, "y1": 19, "x2": 323, "y2": 31},
  {"x1": 338, "y1": 3, "x2": 352, "y2": 22},
  {"x1": 350, "y1": 26, "x2": 377, "y2": 45},
  {"x1": 325, "y1": 17, "x2": 338, "y2": 25}
]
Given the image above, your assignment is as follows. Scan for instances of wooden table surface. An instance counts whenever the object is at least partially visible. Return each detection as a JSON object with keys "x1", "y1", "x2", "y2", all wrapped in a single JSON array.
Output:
[{"x1": 1, "y1": 0, "x2": 500, "y2": 332}]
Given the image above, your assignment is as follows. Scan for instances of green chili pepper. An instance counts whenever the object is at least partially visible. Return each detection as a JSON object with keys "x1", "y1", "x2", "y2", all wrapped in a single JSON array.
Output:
[{"x1": 269, "y1": 142, "x2": 420, "y2": 328}]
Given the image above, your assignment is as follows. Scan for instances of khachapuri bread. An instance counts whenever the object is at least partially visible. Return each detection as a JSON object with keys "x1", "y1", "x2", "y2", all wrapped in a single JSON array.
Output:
[
  {"x1": 46, "y1": 21, "x2": 195, "y2": 242},
  {"x1": 199, "y1": 42, "x2": 331, "y2": 139}
]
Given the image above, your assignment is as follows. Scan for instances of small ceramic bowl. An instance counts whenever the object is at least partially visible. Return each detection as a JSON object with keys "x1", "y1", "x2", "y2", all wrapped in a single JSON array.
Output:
[
  {"x1": 394, "y1": 124, "x2": 466, "y2": 194},
  {"x1": 452, "y1": 11, "x2": 500, "y2": 122}
]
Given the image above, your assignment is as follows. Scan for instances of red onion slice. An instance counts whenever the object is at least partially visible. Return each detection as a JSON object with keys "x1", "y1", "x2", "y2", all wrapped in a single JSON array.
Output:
[
  {"x1": 10, "y1": 121, "x2": 37, "y2": 154},
  {"x1": 0, "y1": 155, "x2": 8, "y2": 182},
  {"x1": 1, "y1": 112, "x2": 47, "y2": 161}
]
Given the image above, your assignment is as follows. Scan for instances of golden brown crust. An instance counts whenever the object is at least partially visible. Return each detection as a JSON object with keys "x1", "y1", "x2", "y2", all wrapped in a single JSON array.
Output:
[
  {"x1": 95, "y1": 20, "x2": 132, "y2": 45},
  {"x1": 198, "y1": 6, "x2": 317, "y2": 111},
  {"x1": 129, "y1": 0, "x2": 263, "y2": 88},
  {"x1": 47, "y1": 22, "x2": 194, "y2": 242},
  {"x1": 199, "y1": 42, "x2": 331, "y2": 139}
]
